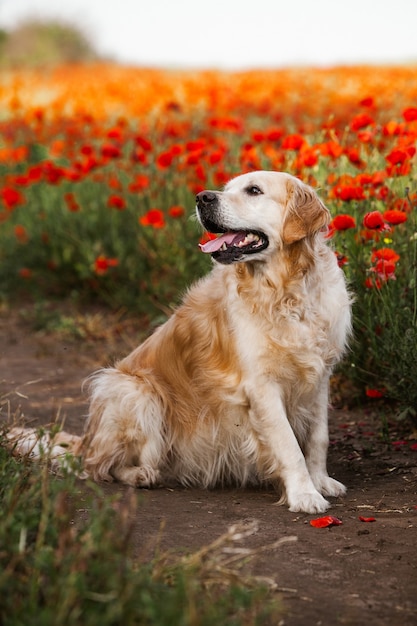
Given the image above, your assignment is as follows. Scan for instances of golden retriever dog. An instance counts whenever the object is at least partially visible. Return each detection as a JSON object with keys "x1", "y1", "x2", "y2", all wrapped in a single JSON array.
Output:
[{"x1": 6, "y1": 171, "x2": 351, "y2": 513}]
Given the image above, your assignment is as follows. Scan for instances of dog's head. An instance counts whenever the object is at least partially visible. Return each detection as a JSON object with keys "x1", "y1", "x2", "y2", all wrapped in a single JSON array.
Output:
[{"x1": 196, "y1": 171, "x2": 330, "y2": 265}]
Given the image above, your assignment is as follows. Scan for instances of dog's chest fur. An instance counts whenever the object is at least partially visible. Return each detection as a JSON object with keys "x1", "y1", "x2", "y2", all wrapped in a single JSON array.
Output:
[{"x1": 221, "y1": 246, "x2": 349, "y2": 390}]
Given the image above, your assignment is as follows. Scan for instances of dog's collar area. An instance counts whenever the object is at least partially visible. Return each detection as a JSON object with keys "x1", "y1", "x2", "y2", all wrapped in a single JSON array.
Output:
[{"x1": 199, "y1": 229, "x2": 269, "y2": 264}]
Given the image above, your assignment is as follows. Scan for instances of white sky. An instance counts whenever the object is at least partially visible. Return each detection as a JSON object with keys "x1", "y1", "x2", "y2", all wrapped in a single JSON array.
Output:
[{"x1": 1, "y1": 0, "x2": 417, "y2": 69}]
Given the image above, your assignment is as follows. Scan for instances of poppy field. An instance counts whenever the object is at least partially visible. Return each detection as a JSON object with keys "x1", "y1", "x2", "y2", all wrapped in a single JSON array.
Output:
[{"x1": 0, "y1": 63, "x2": 416, "y2": 417}]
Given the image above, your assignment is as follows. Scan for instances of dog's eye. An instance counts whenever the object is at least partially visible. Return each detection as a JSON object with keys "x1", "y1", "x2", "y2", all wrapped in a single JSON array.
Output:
[{"x1": 245, "y1": 185, "x2": 263, "y2": 196}]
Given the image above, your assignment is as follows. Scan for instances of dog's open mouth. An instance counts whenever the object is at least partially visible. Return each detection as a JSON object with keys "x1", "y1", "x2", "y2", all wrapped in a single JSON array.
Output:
[{"x1": 199, "y1": 230, "x2": 269, "y2": 264}]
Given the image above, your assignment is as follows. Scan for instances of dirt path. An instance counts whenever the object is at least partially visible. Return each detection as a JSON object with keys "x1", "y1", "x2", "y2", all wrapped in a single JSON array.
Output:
[{"x1": 1, "y1": 307, "x2": 417, "y2": 626}]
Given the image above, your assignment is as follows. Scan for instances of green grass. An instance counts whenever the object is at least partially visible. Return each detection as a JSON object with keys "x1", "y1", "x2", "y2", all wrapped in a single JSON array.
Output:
[{"x1": 0, "y1": 443, "x2": 284, "y2": 626}]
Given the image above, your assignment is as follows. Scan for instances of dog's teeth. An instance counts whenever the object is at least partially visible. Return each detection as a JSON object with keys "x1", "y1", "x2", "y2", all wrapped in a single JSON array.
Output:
[
  {"x1": 236, "y1": 233, "x2": 260, "y2": 248},
  {"x1": 221, "y1": 243, "x2": 227, "y2": 251}
]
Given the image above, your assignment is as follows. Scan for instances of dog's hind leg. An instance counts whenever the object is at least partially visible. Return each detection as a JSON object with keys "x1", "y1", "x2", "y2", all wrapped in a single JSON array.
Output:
[{"x1": 83, "y1": 368, "x2": 166, "y2": 487}]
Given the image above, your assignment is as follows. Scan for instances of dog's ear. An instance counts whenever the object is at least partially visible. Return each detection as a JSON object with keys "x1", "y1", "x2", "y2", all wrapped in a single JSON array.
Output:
[{"x1": 282, "y1": 180, "x2": 330, "y2": 244}]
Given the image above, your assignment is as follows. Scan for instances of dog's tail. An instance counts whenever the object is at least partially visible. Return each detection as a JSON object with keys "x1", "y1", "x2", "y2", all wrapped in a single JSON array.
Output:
[{"x1": 4, "y1": 426, "x2": 84, "y2": 474}]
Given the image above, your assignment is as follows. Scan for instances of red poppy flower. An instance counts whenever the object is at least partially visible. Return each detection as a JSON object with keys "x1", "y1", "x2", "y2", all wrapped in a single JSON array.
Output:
[
  {"x1": 139, "y1": 208, "x2": 165, "y2": 229},
  {"x1": 168, "y1": 205, "x2": 185, "y2": 218},
  {"x1": 386, "y1": 149, "x2": 408, "y2": 166},
  {"x1": 382, "y1": 209, "x2": 407, "y2": 225},
  {"x1": 310, "y1": 516, "x2": 343, "y2": 528},
  {"x1": 372, "y1": 259, "x2": 397, "y2": 279},
  {"x1": 383, "y1": 120, "x2": 402, "y2": 136},
  {"x1": 363, "y1": 211, "x2": 388, "y2": 230},
  {"x1": 27, "y1": 165, "x2": 43, "y2": 182},
  {"x1": 94, "y1": 256, "x2": 119, "y2": 275},
  {"x1": 266, "y1": 127, "x2": 284, "y2": 142},
  {"x1": 1, "y1": 186, "x2": 26, "y2": 210},
  {"x1": 320, "y1": 141, "x2": 343, "y2": 159},
  {"x1": 14, "y1": 224, "x2": 29, "y2": 243},
  {"x1": 128, "y1": 174, "x2": 150, "y2": 193},
  {"x1": 299, "y1": 149, "x2": 318, "y2": 167},
  {"x1": 334, "y1": 185, "x2": 365, "y2": 202},
  {"x1": 101, "y1": 143, "x2": 122, "y2": 159},
  {"x1": 281, "y1": 134, "x2": 305, "y2": 150},
  {"x1": 208, "y1": 150, "x2": 224, "y2": 165},
  {"x1": 364, "y1": 276, "x2": 382, "y2": 289},
  {"x1": 199, "y1": 232, "x2": 217, "y2": 246},
  {"x1": 371, "y1": 247, "x2": 400, "y2": 263},
  {"x1": 345, "y1": 147, "x2": 364, "y2": 167},
  {"x1": 107, "y1": 195, "x2": 126, "y2": 210},
  {"x1": 42, "y1": 161, "x2": 65, "y2": 185},
  {"x1": 359, "y1": 96, "x2": 375, "y2": 108},
  {"x1": 335, "y1": 253, "x2": 349, "y2": 267},
  {"x1": 350, "y1": 113, "x2": 375, "y2": 131},
  {"x1": 107, "y1": 127, "x2": 123, "y2": 140},
  {"x1": 403, "y1": 107, "x2": 417, "y2": 122},
  {"x1": 80, "y1": 144, "x2": 93, "y2": 156},
  {"x1": 18, "y1": 267, "x2": 32, "y2": 279},
  {"x1": 156, "y1": 151, "x2": 174, "y2": 168},
  {"x1": 64, "y1": 192, "x2": 80, "y2": 212},
  {"x1": 135, "y1": 135, "x2": 153, "y2": 151},
  {"x1": 330, "y1": 214, "x2": 356, "y2": 231}
]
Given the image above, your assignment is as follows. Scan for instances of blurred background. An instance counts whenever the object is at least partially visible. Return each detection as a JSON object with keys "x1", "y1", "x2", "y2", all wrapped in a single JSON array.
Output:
[{"x1": 0, "y1": 0, "x2": 416, "y2": 69}]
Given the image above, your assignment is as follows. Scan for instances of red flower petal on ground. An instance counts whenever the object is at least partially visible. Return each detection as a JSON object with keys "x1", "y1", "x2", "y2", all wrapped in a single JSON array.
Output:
[
  {"x1": 310, "y1": 516, "x2": 343, "y2": 528},
  {"x1": 410, "y1": 444, "x2": 417, "y2": 451},
  {"x1": 365, "y1": 388, "x2": 385, "y2": 399},
  {"x1": 358, "y1": 516, "x2": 376, "y2": 522}
]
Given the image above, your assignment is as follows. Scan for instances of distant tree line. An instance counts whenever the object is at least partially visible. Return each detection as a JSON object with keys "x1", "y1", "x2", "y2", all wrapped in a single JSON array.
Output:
[{"x1": 0, "y1": 19, "x2": 99, "y2": 67}]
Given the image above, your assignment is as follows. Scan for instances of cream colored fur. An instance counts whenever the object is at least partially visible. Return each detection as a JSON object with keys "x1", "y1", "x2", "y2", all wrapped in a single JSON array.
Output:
[{"x1": 6, "y1": 171, "x2": 351, "y2": 514}]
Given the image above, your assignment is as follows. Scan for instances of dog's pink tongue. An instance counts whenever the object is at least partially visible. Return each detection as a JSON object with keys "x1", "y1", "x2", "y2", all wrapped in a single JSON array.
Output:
[{"x1": 199, "y1": 232, "x2": 244, "y2": 253}]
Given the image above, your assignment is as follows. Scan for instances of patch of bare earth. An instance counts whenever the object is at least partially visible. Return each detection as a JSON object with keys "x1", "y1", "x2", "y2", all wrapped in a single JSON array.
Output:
[{"x1": 1, "y1": 306, "x2": 416, "y2": 626}]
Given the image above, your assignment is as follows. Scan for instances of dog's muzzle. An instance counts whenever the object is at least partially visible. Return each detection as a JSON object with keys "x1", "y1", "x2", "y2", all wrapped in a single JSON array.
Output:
[
  {"x1": 195, "y1": 190, "x2": 269, "y2": 265},
  {"x1": 196, "y1": 191, "x2": 223, "y2": 233}
]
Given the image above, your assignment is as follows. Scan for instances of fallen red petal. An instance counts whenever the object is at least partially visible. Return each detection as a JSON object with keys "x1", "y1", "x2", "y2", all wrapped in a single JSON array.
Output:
[
  {"x1": 310, "y1": 515, "x2": 343, "y2": 528},
  {"x1": 358, "y1": 516, "x2": 376, "y2": 522}
]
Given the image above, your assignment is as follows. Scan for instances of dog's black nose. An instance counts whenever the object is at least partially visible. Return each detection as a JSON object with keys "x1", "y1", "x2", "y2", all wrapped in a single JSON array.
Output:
[{"x1": 196, "y1": 191, "x2": 217, "y2": 206}]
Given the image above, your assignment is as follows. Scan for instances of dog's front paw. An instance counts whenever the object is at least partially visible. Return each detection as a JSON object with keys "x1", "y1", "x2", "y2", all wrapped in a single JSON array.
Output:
[
  {"x1": 287, "y1": 490, "x2": 330, "y2": 514},
  {"x1": 312, "y1": 475, "x2": 347, "y2": 498},
  {"x1": 112, "y1": 465, "x2": 161, "y2": 488}
]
